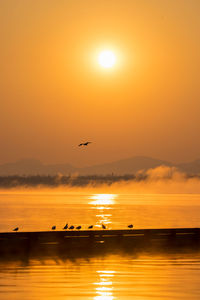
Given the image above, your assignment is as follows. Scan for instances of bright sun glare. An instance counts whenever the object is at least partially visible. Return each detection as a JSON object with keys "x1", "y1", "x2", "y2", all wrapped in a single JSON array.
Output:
[
  {"x1": 90, "y1": 194, "x2": 116, "y2": 205},
  {"x1": 98, "y1": 50, "x2": 116, "y2": 68}
]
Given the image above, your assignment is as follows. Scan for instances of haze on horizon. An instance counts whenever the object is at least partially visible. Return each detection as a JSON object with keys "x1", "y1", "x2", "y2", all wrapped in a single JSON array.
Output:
[{"x1": 0, "y1": 0, "x2": 200, "y2": 167}]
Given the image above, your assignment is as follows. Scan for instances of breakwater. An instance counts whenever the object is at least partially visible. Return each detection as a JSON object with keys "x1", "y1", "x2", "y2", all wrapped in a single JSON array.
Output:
[{"x1": 1, "y1": 228, "x2": 200, "y2": 259}]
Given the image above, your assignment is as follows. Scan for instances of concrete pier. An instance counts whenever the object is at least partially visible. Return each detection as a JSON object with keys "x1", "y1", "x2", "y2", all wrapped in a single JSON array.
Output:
[
  {"x1": 1, "y1": 227, "x2": 200, "y2": 240},
  {"x1": 1, "y1": 228, "x2": 200, "y2": 259}
]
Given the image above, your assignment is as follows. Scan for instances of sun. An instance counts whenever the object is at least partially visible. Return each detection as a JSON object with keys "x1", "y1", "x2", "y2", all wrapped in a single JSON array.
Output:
[{"x1": 98, "y1": 50, "x2": 116, "y2": 68}]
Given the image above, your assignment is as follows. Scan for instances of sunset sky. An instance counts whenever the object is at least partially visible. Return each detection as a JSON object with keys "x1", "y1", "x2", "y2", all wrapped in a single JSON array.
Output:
[{"x1": 0, "y1": 0, "x2": 200, "y2": 167}]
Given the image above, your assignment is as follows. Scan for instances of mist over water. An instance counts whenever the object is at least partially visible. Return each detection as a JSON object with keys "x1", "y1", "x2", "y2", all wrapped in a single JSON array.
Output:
[{"x1": 2, "y1": 166, "x2": 200, "y2": 194}]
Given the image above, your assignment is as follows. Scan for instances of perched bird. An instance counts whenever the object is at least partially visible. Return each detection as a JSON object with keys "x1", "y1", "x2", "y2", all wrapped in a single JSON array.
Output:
[
  {"x1": 13, "y1": 227, "x2": 19, "y2": 232},
  {"x1": 69, "y1": 225, "x2": 74, "y2": 230},
  {"x1": 63, "y1": 223, "x2": 68, "y2": 230},
  {"x1": 78, "y1": 142, "x2": 92, "y2": 147},
  {"x1": 76, "y1": 226, "x2": 81, "y2": 230},
  {"x1": 128, "y1": 224, "x2": 134, "y2": 229},
  {"x1": 51, "y1": 226, "x2": 56, "y2": 230},
  {"x1": 102, "y1": 224, "x2": 106, "y2": 229},
  {"x1": 88, "y1": 225, "x2": 93, "y2": 229}
]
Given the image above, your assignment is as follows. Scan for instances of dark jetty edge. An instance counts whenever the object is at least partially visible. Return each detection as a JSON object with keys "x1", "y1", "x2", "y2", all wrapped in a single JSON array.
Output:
[{"x1": 1, "y1": 228, "x2": 200, "y2": 260}]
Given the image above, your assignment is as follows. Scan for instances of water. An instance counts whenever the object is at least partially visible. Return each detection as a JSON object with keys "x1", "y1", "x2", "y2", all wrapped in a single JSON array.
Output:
[
  {"x1": 1, "y1": 193, "x2": 200, "y2": 232},
  {"x1": 1, "y1": 192, "x2": 200, "y2": 299},
  {"x1": 1, "y1": 255, "x2": 200, "y2": 300}
]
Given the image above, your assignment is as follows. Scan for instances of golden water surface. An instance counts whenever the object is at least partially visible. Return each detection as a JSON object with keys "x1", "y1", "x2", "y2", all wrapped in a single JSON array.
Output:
[{"x1": 1, "y1": 192, "x2": 200, "y2": 299}]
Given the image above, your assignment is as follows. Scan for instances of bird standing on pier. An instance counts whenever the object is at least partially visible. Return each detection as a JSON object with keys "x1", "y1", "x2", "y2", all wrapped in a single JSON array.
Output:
[
  {"x1": 88, "y1": 225, "x2": 93, "y2": 229},
  {"x1": 63, "y1": 223, "x2": 68, "y2": 230},
  {"x1": 128, "y1": 224, "x2": 133, "y2": 229},
  {"x1": 51, "y1": 226, "x2": 56, "y2": 230},
  {"x1": 76, "y1": 226, "x2": 81, "y2": 230},
  {"x1": 69, "y1": 225, "x2": 74, "y2": 230},
  {"x1": 102, "y1": 224, "x2": 106, "y2": 229},
  {"x1": 78, "y1": 142, "x2": 92, "y2": 147},
  {"x1": 13, "y1": 227, "x2": 19, "y2": 232}
]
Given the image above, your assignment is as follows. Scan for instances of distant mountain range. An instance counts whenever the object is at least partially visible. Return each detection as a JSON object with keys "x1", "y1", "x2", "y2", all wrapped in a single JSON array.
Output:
[{"x1": 0, "y1": 156, "x2": 200, "y2": 176}]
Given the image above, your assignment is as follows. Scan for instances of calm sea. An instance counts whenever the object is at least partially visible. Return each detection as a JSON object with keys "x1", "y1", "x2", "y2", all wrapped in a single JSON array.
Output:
[{"x1": 1, "y1": 192, "x2": 200, "y2": 299}]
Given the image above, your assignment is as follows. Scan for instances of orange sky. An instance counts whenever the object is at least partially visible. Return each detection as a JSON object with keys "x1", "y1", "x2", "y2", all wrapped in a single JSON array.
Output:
[{"x1": 0, "y1": 0, "x2": 200, "y2": 166}]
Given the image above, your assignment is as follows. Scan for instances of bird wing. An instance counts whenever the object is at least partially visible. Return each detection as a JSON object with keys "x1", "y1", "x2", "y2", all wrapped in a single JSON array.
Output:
[{"x1": 84, "y1": 142, "x2": 92, "y2": 145}]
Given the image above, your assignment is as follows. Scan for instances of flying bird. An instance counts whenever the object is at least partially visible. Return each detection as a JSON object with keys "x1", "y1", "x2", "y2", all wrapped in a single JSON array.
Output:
[
  {"x1": 63, "y1": 223, "x2": 68, "y2": 230},
  {"x1": 69, "y1": 225, "x2": 74, "y2": 230},
  {"x1": 13, "y1": 227, "x2": 19, "y2": 232},
  {"x1": 76, "y1": 226, "x2": 81, "y2": 230},
  {"x1": 51, "y1": 226, "x2": 56, "y2": 230},
  {"x1": 88, "y1": 225, "x2": 93, "y2": 229},
  {"x1": 102, "y1": 224, "x2": 106, "y2": 229},
  {"x1": 128, "y1": 224, "x2": 134, "y2": 229},
  {"x1": 78, "y1": 142, "x2": 92, "y2": 147}
]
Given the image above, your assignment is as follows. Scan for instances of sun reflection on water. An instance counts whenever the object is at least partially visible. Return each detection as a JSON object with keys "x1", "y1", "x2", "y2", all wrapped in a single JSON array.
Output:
[
  {"x1": 90, "y1": 194, "x2": 117, "y2": 206},
  {"x1": 94, "y1": 295, "x2": 114, "y2": 300},
  {"x1": 89, "y1": 194, "x2": 118, "y2": 228},
  {"x1": 94, "y1": 270, "x2": 115, "y2": 300}
]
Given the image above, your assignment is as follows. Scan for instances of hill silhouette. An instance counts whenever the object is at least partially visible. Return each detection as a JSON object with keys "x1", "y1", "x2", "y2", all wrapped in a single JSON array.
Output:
[
  {"x1": 0, "y1": 156, "x2": 200, "y2": 176},
  {"x1": 0, "y1": 159, "x2": 75, "y2": 176},
  {"x1": 79, "y1": 156, "x2": 171, "y2": 175}
]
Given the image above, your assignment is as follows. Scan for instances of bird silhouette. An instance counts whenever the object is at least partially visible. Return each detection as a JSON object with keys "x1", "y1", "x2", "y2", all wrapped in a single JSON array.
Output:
[
  {"x1": 69, "y1": 225, "x2": 74, "y2": 230},
  {"x1": 102, "y1": 224, "x2": 106, "y2": 229},
  {"x1": 76, "y1": 226, "x2": 81, "y2": 230},
  {"x1": 78, "y1": 142, "x2": 92, "y2": 147},
  {"x1": 13, "y1": 227, "x2": 19, "y2": 232},
  {"x1": 88, "y1": 225, "x2": 93, "y2": 229},
  {"x1": 51, "y1": 226, "x2": 56, "y2": 230},
  {"x1": 128, "y1": 224, "x2": 133, "y2": 229},
  {"x1": 63, "y1": 223, "x2": 68, "y2": 230}
]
